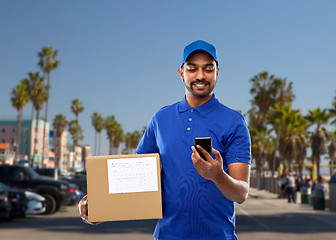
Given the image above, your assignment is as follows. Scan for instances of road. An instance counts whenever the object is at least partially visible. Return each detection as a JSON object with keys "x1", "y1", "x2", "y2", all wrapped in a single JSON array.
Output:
[
  {"x1": 0, "y1": 206, "x2": 157, "y2": 240},
  {"x1": 1, "y1": 188, "x2": 336, "y2": 240},
  {"x1": 235, "y1": 188, "x2": 336, "y2": 240}
]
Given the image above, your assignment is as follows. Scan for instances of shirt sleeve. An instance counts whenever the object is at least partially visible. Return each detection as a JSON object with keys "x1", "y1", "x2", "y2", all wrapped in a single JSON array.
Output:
[
  {"x1": 224, "y1": 115, "x2": 251, "y2": 165},
  {"x1": 136, "y1": 116, "x2": 159, "y2": 154}
]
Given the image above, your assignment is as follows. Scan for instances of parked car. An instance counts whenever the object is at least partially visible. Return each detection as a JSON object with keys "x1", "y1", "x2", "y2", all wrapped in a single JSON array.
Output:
[
  {"x1": 67, "y1": 173, "x2": 87, "y2": 195},
  {"x1": 67, "y1": 183, "x2": 84, "y2": 205},
  {"x1": 25, "y1": 191, "x2": 46, "y2": 215},
  {"x1": 34, "y1": 168, "x2": 79, "y2": 206},
  {"x1": 60, "y1": 170, "x2": 71, "y2": 177},
  {"x1": 34, "y1": 168, "x2": 59, "y2": 180},
  {"x1": 0, "y1": 182, "x2": 27, "y2": 219},
  {"x1": 0, "y1": 189, "x2": 11, "y2": 220},
  {"x1": 0, "y1": 165, "x2": 72, "y2": 214},
  {"x1": 35, "y1": 168, "x2": 87, "y2": 195}
]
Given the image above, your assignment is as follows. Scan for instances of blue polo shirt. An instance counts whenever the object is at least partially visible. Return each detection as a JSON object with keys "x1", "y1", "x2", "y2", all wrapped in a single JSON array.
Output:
[{"x1": 136, "y1": 94, "x2": 251, "y2": 240}]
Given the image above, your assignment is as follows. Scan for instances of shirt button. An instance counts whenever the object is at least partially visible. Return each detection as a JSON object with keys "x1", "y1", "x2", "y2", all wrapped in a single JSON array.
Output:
[
  {"x1": 188, "y1": 118, "x2": 192, "y2": 122},
  {"x1": 187, "y1": 127, "x2": 191, "y2": 131},
  {"x1": 191, "y1": 109, "x2": 194, "y2": 112}
]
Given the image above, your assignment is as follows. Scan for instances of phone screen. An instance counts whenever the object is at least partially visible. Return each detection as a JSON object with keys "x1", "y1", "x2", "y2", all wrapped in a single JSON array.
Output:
[{"x1": 194, "y1": 137, "x2": 212, "y2": 161}]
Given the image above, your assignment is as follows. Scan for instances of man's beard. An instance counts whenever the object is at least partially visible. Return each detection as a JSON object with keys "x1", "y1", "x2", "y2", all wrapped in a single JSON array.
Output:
[{"x1": 184, "y1": 78, "x2": 216, "y2": 98}]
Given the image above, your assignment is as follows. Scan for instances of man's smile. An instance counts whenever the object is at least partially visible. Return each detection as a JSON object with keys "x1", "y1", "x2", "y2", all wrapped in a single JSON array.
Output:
[{"x1": 192, "y1": 81, "x2": 209, "y2": 88}]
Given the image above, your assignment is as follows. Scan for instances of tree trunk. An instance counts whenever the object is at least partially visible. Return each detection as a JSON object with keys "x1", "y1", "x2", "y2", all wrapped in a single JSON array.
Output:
[
  {"x1": 55, "y1": 150, "x2": 59, "y2": 170},
  {"x1": 14, "y1": 110, "x2": 22, "y2": 164},
  {"x1": 94, "y1": 131, "x2": 97, "y2": 156},
  {"x1": 54, "y1": 132, "x2": 59, "y2": 169},
  {"x1": 31, "y1": 111, "x2": 40, "y2": 168},
  {"x1": 41, "y1": 73, "x2": 50, "y2": 167},
  {"x1": 288, "y1": 160, "x2": 293, "y2": 172},
  {"x1": 30, "y1": 107, "x2": 34, "y2": 163},
  {"x1": 109, "y1": 136, "x2": 114, "y2": 155},
  {"x1": 329, "y1": 140, "x2": 336, "y2": 176},
  {"x1": 99, "y1": 132, "x2": 101, "y2": 155},
  {"x1": 316, "y1": 157, "x2": 321, "y2": 179},
  {"x1": 283, "y1": 160, "x2": 288, "y2": 176},
  {"x1": 298, "y1": 163, "x2": 303, "y2": 180},
  {"x1": 73, "y1": 141, "x2": 77, "y2": 170},
  {"x1": 258, "y1": 165, "x2": 263, "y2": 190},
  {"x1": 272, "y1": 131, "x2": 280, "y2": 177},
  {"x1": 31, "y1": 106, "x2": 34, "y2": 123}
]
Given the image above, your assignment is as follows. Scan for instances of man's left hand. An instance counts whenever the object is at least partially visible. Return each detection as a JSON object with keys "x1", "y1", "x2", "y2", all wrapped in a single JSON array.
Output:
[{"x1": 191, "y1": 145, "x2": 224, "y2": 182}]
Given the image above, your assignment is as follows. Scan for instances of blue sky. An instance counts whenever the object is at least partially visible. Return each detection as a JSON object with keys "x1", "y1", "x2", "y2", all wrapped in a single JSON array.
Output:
[{"x1": 1, "y1": 0, "x2": 335, "y2": 155}]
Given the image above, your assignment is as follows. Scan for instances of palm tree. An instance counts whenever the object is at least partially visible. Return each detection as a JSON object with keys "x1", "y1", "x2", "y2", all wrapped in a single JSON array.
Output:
[
  {"x1": 10, "y1": 80, "x2": 30, "y2": 164},
  {"x1": 249, "y1": 71, "x2": 277, "y2": 125},
  {"x1": 330, "y1": 92, "x2": 336, "y2": 125},
  {"x1": 25, "y1": 72, "x2": 48, "y2": 167},
  {"x1": 69, "y1": 99, "x2": 84, "y2": 168},
  {"x1": 306, "y1": 107, "x2": 331, "y2": 132},
  {"x1": 271, "y1": 77, "x2": 295, "y2": 107},
  {"x1": 131, "y1": 130, "x2": 142, "y2": 153},
  {"x1": 124, "y1": 130, "x2": 142, "y2": 154},
  {"x1": 305, "y1": 108, "x2": 331, "y2": 179},
  {"x1": 269, "y1": 104, "x2": 308, "y2": 176},
  {"x1": 38, "y1": 46, "x2": 60, "y2": 165},
  {"x1": 294, "y1": 136, "x2": 308, "y2": 179},
  {"x1": 91, "y1": 112, "x2": 104, "y2": 155},
  {"x1": 281, "y1": 107, "x2": 307, "y2": 172},
  {"x1": 249, "y1": 125, "x2": 273, "y2": 176},
  {"x1": 68, "y1": 120, "x2": 84, "y2": 150},
  {"x1": 328, "y1": 131, "x2": 336, "y2": 176},
  {"x1": 249, "y1": 72, "x2": 295, "y2": 177},
  {"x1": 105, "y1": 115, "x2": 120, "y2": 155},
  {"x1": 249, "y1": 72, "x2": 295, "y2": 126},
  {"x1": 328, "y1": 93, "x2": 336, "y2": 176},
  {"x1": 113, "y1": 124, "x2": 124, "y2": 155},
  {"x1": 71, "y1": 99, "x2": 84, "y2": 122},
  {"x1": 141, "y1": 126, "x2": 147, "y2": 135},
  {"x1": 124, "y1": 132, "x2": 132, "y2": 154},
  {"x1": 53, "y1": 114, "x2": 68, "y2": 169}
]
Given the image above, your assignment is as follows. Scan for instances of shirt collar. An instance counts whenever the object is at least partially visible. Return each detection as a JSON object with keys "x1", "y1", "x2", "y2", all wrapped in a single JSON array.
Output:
[{"x1": 178, "y1": 94, "x2": 219, "y2": 114}]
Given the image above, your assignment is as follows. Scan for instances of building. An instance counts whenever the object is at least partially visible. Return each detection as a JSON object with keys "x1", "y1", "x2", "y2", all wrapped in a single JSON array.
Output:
[
  {"x1": 68, "y1": 145, "x2": 82, "y2": 171},
  {"x1": 67, "y1": 145, "x2": 91, "y2": 171},
  {"x1": 1, "y1": 118, "x2": 91, "y2": 170},
  {"x1": 49, "y1": 130, "x2": 68, "y2": 169},
  {"x1": 0, "y1": 119, "x2": 50, "y2": 167},
  {"x1": 82, "y1": 144, "x2": 91, "y2": 169},
  {"x1": 0, "y1": 143, "x2": 14, "y2": 165}
]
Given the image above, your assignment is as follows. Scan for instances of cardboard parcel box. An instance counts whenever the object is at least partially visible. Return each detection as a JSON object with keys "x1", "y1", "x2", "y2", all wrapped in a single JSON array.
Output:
[{"x1": 86, "y1": 153, "x2": 162, "y2": 222}]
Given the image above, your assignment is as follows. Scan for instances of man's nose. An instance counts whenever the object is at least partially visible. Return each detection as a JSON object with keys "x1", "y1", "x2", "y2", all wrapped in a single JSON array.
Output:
[{"x1": 196, "y1": 69, "x2": 205, "y2": 80}]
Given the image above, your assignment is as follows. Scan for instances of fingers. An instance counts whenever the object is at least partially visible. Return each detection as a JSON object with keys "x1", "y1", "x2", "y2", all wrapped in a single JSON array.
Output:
[
  {"x1": 193, "y1": 145, "x2": 214, "y2": 162},
  {"x1": 78, "y1": 196, "x2": 88, "y2": 215},
  {"x1": 191, "y1": 146, "x2": 203, "y2": 163},
  {"x1": 212, "y1": 148, "x2": 223, "y2": 165},
  {"x1": 191, "y1": 146, "x2": 210, "y2": 173},
  {"x1": 192, "y1": 146, "x2": 224, "y2": 182},
  {"x1": 82, "y1": 218, "x2": 101, "y2": 225},
  {"x1": 212, "y1": 148, "x2": 221, "y2": 159},
  {"x1": 78, "y1": 195, "x2": 101, "y2": 225},
  {"x1": 191, "y1": 146, "x2": 206, "y2": 163},
  {"x1": 78, "y1": 195, "x2": 87, "y2": 214}
]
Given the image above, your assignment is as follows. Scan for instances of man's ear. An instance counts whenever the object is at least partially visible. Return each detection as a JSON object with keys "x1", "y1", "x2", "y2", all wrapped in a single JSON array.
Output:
[{"x1": 178, "y1": 67, "x2": 184, "y2": 82}]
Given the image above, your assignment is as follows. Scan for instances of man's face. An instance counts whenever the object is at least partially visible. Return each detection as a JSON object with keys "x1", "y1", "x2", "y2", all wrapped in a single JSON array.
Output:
[{"x1": 179, "y1": 51, "x2": 219, "y2": 98}]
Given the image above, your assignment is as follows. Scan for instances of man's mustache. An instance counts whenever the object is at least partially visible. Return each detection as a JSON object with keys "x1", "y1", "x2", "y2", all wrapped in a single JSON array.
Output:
[{"x1": 191, "y1": 79, "x2": 209, "y2": 85}]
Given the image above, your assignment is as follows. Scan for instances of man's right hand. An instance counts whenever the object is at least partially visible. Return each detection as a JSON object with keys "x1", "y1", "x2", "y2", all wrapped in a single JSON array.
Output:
[{"x1": 78, "y1": 195, "x2": 101, "y2": 225}]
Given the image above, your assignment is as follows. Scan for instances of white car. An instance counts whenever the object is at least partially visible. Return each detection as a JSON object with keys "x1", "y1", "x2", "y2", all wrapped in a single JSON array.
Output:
[{"x1": 25, "y1": 191, "x2": 46, "y2": 215}]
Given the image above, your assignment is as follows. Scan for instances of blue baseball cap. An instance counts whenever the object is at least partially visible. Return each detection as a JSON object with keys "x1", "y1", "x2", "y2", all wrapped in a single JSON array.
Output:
[{"x1": 181, "y1": 40, "x2": 218, "y2": 67}]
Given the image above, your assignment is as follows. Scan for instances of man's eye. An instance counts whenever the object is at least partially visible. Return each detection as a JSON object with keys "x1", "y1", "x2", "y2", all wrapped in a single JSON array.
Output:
[
  {"x1": 205, "y1": 68, "x2": 214, "y2": 73},
  {"x1": 188, "y1": 68, "x2": 197, "y2": 72}
]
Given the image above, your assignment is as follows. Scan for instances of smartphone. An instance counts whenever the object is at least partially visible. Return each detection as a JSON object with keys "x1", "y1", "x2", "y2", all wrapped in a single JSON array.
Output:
[{"x1": 194, "y1": 137, "x2": 212, "y2": 161}]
